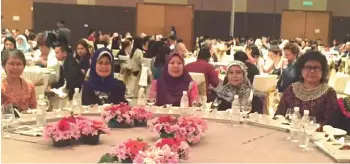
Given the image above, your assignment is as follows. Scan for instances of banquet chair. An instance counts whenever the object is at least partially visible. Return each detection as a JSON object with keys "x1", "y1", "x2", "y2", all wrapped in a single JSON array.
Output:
[
  {"x1": 141, "y1": 58, "x2": 153, "y2": 68},
  {"x1": 189, "y1": 72, "x2": 207, "y2": 102},
  {"x1": 252, "y1": 75, "x2": 278, "y2": 115},
  {"x1": 328, "y1": 72, "x2": 350, "y2": 94}
]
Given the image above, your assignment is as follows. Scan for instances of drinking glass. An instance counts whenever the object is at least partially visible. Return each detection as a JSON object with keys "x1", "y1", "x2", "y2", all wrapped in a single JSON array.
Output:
[
  {"x1": 211, "y1": 98, "x2": 221, "y2": 118},
  {"x1": 166, "y1": 104, "x2": 173, "y2": 114},
  {"x1": 285, "y1": 108, "x2": 294, "y2": 140},
  {"x1": 300, "y1": 116, "x2": 319, "y2": 151},
  {"x1": 146, "y1": 92, "x2": 156, "y2": 112},
  {"x1": 241, "y1": 105, "x2": 252, "y2": 126},
  {"x1": 285, "y1": 108, "x2": 294, "y2": 122},
  {"x1": 2, "y1": 104, "x2": 15, "y2": 138},
  {"x1": 192, "y1": 97, "x2": 203, "y2": 117},
  {"x1": 125, "y1": 89, "x2": 134, "y2": 104}
]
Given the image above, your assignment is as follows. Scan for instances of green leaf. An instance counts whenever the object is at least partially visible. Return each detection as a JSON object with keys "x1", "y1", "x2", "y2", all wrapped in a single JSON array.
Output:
[
  {"x1": 97, "y1": 153, "x2": 117, "y2": 163},
  {"x1": 136, "y1": 137, "x2": 143, "y2": 142}
]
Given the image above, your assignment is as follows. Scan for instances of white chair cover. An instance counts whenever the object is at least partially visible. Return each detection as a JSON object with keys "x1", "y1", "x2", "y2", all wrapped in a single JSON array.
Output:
[
  {"x1": 329, "y1": 72, "x2": 350, "y2": 94},
  {"x1": 253, "y1": 75, "x2": 278, "y2": 92},
  {"x1": 141, "y1": 58, "x2": 152, "y2": 68},
  {"x1": 189, "y1": 72, "x2": 207, "y2": 101}
]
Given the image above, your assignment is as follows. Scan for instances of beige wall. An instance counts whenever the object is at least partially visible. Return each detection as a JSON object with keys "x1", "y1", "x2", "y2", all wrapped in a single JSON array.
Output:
[
  {"x1": 2, "y1": 0, "x2": 33, "y2": 32},
  {"x1": 289, "y1": 0, "x2": 327, "y2": 11},
  {"x1": 144, "y1": 0, "x2": 187, "y2": 5},
  {"x1": 327, "y1": 0, "x2": 350, "y2": 17}
]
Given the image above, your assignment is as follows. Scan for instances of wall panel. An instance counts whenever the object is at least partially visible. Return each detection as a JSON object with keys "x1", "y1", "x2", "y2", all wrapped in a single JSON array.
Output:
[
  {"x1": 327, "y1": 0, "x2": 350, "y2": 17},
  {"x1": 2, "y1": 0, "x2": 33, "y2": 32},
  {"x1": 289, "y1": 0, "x2": 327, "y2": 11}
]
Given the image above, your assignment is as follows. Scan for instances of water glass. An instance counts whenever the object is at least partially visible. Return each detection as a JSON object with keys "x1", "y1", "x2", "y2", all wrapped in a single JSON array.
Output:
[
  {"x1": 241, "y1": 105, "x2": 252, "y2": 126},
  {"x1": 300, "y1": 116, "x2": 318, "y2": 151},
  {"x1": 285, "y1": 108, "x2": 294, "y2": 122},
  {"x1": 192, "y1": 98, "x2": 203, "y2": 117},
  {"x1": 166, "y1": 104, "x2": 173, "y2": 114},
  {"x1": 2, "y1": 104, "x2": 15, "y2": 138},
  {"x1": 230, "y1": 109, "x2": 240, "y2": 127},
  {"x1": 211, "y1": 98, "x2": 221, "y2": 118},
  {"x1": 125, "y1": 89, "x2": 134, "y2": 103}
]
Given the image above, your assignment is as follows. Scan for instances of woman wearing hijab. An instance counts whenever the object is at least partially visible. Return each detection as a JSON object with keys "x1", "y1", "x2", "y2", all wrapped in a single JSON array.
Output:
[
  {"x1": 82, "y1": 48, "x2": 127, "y2": 105},
  {"x1": 16, "y1": 35, "x2": 30, "y2": 53},
  {"x1": 149, "y1": 53, "x2": 199, "y2": 106},
  {"x1": 212, "y1": 61, "x2": 263, "y2": 112}
]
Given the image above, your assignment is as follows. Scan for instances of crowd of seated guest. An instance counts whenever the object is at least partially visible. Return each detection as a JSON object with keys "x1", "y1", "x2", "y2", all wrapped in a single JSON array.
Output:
[{"x1": 1, "y1": 27, "x2": 349, "y2": 134}]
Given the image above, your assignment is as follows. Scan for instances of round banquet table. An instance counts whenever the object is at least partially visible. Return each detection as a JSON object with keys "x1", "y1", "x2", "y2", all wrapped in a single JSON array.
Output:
[{"x1": 1, "y1": 116, "x2": 336, "y2": 163}]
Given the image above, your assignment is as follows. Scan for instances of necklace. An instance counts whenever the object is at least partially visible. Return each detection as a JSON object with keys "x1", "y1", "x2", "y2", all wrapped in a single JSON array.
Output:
[{"x1": 292, "y1": 82, "x2": 329, "y2": 101}]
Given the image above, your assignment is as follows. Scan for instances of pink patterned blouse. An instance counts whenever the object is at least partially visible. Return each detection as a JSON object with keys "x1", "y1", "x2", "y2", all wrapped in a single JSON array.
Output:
[{"x1": 1, "y1": 78, "x2": 37, "y2": 111}]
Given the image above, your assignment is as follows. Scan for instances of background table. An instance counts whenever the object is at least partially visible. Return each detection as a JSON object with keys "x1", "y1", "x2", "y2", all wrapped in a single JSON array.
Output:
[{"x1": 1, "y1": 116, "x2": 335, "y2": 163}]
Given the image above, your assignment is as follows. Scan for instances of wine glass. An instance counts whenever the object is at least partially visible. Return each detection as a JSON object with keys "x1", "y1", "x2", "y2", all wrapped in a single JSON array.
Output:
[
  {"x1": 241, "y1": 104, "x2": 252, "y2": 126},
  {"x1": 192, "y1": 97, "x2": 203, "y2": 117},
  {"x1": 211, "y1": 98, "x2": 221, "y2": 118},
  {"x1": 146, "y1": 92, "x2": 156, "y2": 112},
  {"x1": 300, "y1": 116, "x2": 319, "y2": 151},
  {"x1": 125, "y1": 89, "x2": 134, "y2": 103},
  {"x1": 285, "y1": 108, "x2": 294, "y2": 123},
  {"x1": 2, "y1": 104, "x2": 15, "y2": 139}
]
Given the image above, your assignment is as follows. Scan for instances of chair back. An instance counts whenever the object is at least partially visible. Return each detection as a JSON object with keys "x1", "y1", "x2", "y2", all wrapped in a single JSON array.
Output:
[
  {"x1": 253, "y1": 75, "x2": 278, "y2": 92},
  {"x1": 141, "y1": 58, "x2": 153, "y2": 68},
  {"x1": 329, "y1": 72, "x2": 350, "y2": 94},
  {"x1": 189, "y1": 72, "x2": 206, "y2": 98}
]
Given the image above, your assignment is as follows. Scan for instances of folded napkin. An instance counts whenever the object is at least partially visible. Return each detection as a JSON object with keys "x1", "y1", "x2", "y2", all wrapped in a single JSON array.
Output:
[{"x1": 50, "y1": 88, "x2": 67, "y2": 98}]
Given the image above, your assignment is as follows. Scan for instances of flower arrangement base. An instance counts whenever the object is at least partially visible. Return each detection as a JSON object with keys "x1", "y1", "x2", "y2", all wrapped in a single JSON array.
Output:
[
  {"x1": 134, "y1": 120, "x2": 147, "y2": 127},
  {"x1": 52, "y1": 139, "x2": 71, "y2": 147},
  {"x1": 81, "y1": 134, "x2": 100, "y2": 145},
  {"x1": 121, "y1": 158, "x2": 133, "y2": 163},
  {"x1": 108, "y1": 119, "x2": 132, "y2": 128}
]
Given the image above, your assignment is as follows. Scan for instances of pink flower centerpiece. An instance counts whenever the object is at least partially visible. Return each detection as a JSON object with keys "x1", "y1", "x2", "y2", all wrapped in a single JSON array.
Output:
[
  {"x1": 132, "y1": 106, "x2": 153, "y2": 127},
  {"x1": 112, "y1": 138, "x2": 149, "y2": 163},
  {"x1": 150, "y1": 115, "x2": 179, "y2": 138},
  {"x1": 101, "y1": 103, "x2": 135, "y2": 128},
  {"x1": 75, "y1": 116, "x2": 110, "y2": 145},
  {"x1": 133, "y1": 145, "x2": 180, "y2": 164},
  {"x1": 155, "y1": 137, "x2": 191, "y2": 159},
  {"x1": 176, "y1": 116, "x2": 208, "y2": 145},
  {"x1": 43, "y1": 116, "x2": 81, "y2": 147}
]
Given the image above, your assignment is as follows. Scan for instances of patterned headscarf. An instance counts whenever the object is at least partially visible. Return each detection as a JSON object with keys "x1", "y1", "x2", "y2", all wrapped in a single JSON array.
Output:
[{"x1": 214, "y1": 60, "x2": 252, "y2": 103}]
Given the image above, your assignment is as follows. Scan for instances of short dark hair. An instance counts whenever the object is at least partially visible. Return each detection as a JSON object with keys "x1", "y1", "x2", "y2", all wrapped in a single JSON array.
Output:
[
  {"x1": 54, "y1": 42, "x2": 71, "y2": 53},
  {"x1": 197, "y1": 48, "x2": 211, "y2": 60},
  {"x1": 234, "y1": 51, "x2": 248, "y2": 62},
  {"x1": 1, "y1": 49, "x2": 26, "y2": 67},
  {"x1": 295, "y1": 51, "x2": 329, "y2": 83},
  {"x1": 269, "y1": 46, "x2": 282, "y2": 56},
  {"x1": 283, "y1": 43, "x2": 300, "y2": 56}
]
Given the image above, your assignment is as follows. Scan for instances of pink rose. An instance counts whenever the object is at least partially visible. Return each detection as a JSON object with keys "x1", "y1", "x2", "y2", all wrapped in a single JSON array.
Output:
[
  {"x1": 179, "y1": 127, "x2": 187, "y2": 136},
  {"x1": 153, "y1": 124, "x2": 162, "y2": 132}
]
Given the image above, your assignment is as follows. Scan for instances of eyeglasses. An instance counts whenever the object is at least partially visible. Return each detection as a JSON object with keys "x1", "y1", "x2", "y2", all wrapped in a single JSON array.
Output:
[
  {"x1": 302, "y1": 66, "x2": 322, "y2": 72},
  {"x1": 6, "y1": 62, "x2": 24, "y2": 67}
]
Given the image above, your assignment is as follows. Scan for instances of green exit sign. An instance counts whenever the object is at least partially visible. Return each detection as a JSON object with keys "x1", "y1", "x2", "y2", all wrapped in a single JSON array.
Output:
[{"x1": 303, "y1": 1, "x2": 313, "y2": 6}]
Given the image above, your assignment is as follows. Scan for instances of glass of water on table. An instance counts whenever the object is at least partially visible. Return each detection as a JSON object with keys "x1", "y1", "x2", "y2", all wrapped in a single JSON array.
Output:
[{"x1": 2, "y1": 104, "x2": 15, "y2": 139}]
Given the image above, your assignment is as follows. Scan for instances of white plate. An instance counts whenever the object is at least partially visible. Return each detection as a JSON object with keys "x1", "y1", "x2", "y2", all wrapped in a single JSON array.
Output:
[{"x1": 331, "y1": 128, "x2": 347, "y2": 136}]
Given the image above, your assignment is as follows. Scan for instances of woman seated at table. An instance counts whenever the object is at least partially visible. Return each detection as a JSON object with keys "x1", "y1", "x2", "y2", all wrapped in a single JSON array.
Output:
[
  {"x1": 327, "y1": 97, "x2": 350, "y2": 133},
  {"x1": 82, "y1": 48, "x2": 127, "y2": 105},
  {"x1": 150, "y1": 53, "x2": 199, "y2": 106},
  {"x1": 1, "y1": 49, "x2": 37, "y2": 111},
  {"x1": 275, "y1": 51, "x2": 338, "y2": 124},
  {"x1": 2, "y1": 37, "x2": 16, "y2": 52},
  {"x1": 211, "y1": 61, "x2": 263, "y2": 112},
  {"x1": 16, "y1": 35, "x2": 31, "y2": 53},
  {"x1": 75, "y1": 39, "x2": 91, "y2": 76}
]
